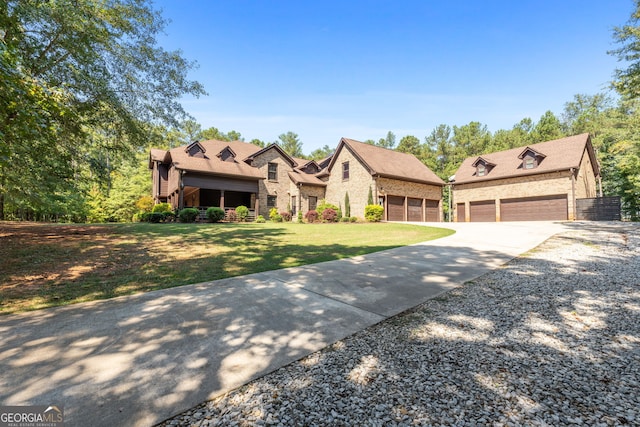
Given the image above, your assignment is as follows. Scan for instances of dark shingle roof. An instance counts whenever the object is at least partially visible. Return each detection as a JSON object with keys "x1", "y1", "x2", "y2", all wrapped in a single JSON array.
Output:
[{"x1": 453, "y1": 133, "x2": 598, "y2": 184}]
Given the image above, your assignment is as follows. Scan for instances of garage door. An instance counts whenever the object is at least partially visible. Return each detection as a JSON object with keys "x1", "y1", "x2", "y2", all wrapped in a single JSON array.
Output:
[
  {"x1": 426, "y1": 200, "x2": 439, "y2": 222},
  {"x1": 456, "y1": 203, "x2": 466, "y2": 222},
  {"x1": 387, "y1": 196, "x2": 405, "y2": 221},
  {"x1": 501, "y1": 195, "x2": 568, "y2": 221},
  {"x1": 407, "y1": 198, "x2": 422, "y2": 221},
  {"x1": 469, "y1": 200, "x2": 496, "y2": 222}
]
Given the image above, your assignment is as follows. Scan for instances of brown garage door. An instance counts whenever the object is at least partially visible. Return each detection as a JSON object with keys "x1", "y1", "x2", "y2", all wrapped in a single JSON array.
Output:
[
  {"x1": 407, "y1": 198, "x2": 422, "y2": 221},
  {"x1": 426, "y1": 200, "x2": 439, "y2": 222},
  {"x1": 469, "y1": 200, "x2": 496, "y2": 222},
  {"x1": 501, "y1": 195, "x2": 568, "y2": 221},
  {"x1": 456, "y1": 203, "x2": 466, "y2": 222},
  {"x1": 387, "y1": 196, "x2": 405, "y2": 221}
]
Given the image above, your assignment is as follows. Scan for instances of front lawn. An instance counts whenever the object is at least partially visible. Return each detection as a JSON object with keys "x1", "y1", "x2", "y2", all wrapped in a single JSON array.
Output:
[{"x1": 0, "y1": 222, "x2": 454, "y2": 314}]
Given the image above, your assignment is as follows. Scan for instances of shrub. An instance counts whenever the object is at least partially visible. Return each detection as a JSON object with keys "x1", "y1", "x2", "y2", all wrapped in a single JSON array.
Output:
[
  {"x1": 132, "y1": 213, "x2": 142, "y2": 222},
  {"x1": 305, "y1": 210, "x2": 318, "y2": 223},
  {"x1": 148, "y1": 212, "x2": 164, "y2": 223},
  {"x1": 322, "y1": 207, "x2": 338, "y2": 222},
  {"x1": 344, "y1": 192, "x2": 351, "y2": 217},
  {"x1": 269, "y1": 207, "x2": 279, "y2": 221},
  {"x1": 227, "y1": 210, "x2": 238, "y2": 222},
  {"x1": 136, "y1": 196, "x2": 154, "y2": 213},
  {"x1": 178, "y1": 207, "x2": 199, "y2": 223},
  {"x1": 273, "y1": 213, "x2": 283, "y2": 222},
  {"x1": 365, "y1": 205, "x2": 384, "y2": 222},
  {"x1": 256, "y1": 215, "x2": 266, "y2": 223},
  {"x1": 139, "y1": 212, "x2": 151, "y2": 222},
  {"x1": 206, "y1": 207, "x2": 225, "y2": 223},
  {"x1": 316, "y1": 199, "x2": 338, "y2": 215},
  {"x1": 340, "y1": 216, "x2": 350, "y2": 222},
  {"x1": 235, "y1": 205, "x2": 249, "y2": 222},
  {"x1": 162, "y1": 211, "x2": 175, "y2": 222},
  {"x1": 280, "y1": 211, "x2": 292, "y2": 222},
  {"x1": 297, "y1": 211, "x2": 303, "y2": 222},
  {"x1": 349, "y1": 216, "x2": 358, "y2": 223},
  {"x1": 152, "y1": 202, "x2": 172, "y2": 213}
]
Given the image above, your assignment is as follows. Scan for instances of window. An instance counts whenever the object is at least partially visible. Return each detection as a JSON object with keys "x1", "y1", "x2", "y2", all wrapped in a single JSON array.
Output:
[
  {"x1": 308, "y1": 196, "x2": 317, "y2": 211},
  {"x1": 524, "y1": 157, "x2": 535, "y2": 169},
  {"x1": 477, "y1": 164, "x2": 486, "y2": 176},
  {"x1": 342, "y1": 161, "x2": 349, "y2": 180},
  {"x1": 291, "y1": 196, "x2": 297, "y2": 215},
  {"x1": 267, "y1": 195, "x2": 277, "y2": 208},
  {"x1": 268, "y1": 162, "x2": 278, "y2": 181}
]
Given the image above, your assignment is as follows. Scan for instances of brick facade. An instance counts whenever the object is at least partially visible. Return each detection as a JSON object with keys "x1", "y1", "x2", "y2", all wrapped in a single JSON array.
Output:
[
  {"x1": 251, "y1": 148, "x2": 295, "y2": 217},
  {"x1": 324, "y1": 145, "x2": 375, "y2": 218}
]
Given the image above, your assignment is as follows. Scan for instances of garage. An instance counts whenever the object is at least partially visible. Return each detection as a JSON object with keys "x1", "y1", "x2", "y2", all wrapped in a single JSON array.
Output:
[
  {"x1": 425, "y1": 200, "x2": 439, "y2": 222},
  {"x1": 501, "y1": 195, "x2": 568, "y2": 221},
  {"x1": 387, "y1": 196, "x2": 405, "y2": 221},
  {"x1": 407, "y1": 198, "x2": 422, "y2": 221},
  {"x1": 456, "y1": 203, "x2": 466, "y2": 222},
  {"x1": 469, "y1": 200, "x2": 496, "y2": 222}
]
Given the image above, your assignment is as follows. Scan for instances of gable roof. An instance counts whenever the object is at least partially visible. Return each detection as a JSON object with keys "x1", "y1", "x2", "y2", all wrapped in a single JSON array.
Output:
[
  {"x1": 244, "y1": 143, "x2": 297, "y2": 167},
  {"x1": 328, "y1": 138, "x2": 445, "y2": 186},
  {"x1": 158, "y1": 140, "x2": 265, "y2": 179},
  {"x1": 453, "y1": 133, "x2": 599, "y2": 185}
]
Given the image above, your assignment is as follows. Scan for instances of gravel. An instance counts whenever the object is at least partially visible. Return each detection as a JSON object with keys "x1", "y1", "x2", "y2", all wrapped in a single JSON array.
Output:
[{"x1": 158, "y1": 223, "x2": 640, "y2": 427}]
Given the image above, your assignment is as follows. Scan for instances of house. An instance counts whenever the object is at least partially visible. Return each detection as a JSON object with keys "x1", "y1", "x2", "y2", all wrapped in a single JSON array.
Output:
[
  {"x1": 451, "y1": 133, "x2": 601, "y2": 222},
  {"x1": 322, "y1": 138, "x2": 445, "y2": 221},
  {"x1": 149, "y1": 137, "x2": 445, "y2": 221}
]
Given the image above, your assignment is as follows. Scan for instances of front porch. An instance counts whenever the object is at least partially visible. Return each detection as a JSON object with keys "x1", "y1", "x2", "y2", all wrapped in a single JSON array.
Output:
[{"x1": 168, "y1": 187, "x2": 259, "y2": 221}]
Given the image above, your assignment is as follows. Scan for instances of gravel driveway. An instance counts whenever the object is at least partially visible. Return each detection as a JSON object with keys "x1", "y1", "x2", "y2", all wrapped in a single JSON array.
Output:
[{"x1": 160, "y1": 223, "x2": 639, "y2": 427}]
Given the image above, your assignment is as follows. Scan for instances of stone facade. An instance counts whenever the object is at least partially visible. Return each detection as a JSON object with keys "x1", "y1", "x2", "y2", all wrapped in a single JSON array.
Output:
[
  {"x1": 250, "y1": 148, "x2": 295, "y2": 217},
  {"x1": 323, "y1": 145, "x2": 375, "y2": 218}
]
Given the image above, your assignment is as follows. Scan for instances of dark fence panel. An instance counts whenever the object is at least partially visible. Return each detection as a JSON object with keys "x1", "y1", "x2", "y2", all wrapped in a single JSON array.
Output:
[{"x1": 576, "y1": 196, "x2": 621, "y2": 221}]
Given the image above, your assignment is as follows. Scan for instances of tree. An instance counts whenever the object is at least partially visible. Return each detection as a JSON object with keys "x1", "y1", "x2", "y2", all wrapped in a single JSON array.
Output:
[
  {"x1": 0, "y1": 0, "x2": 205, "y2": 220},
  {"x1": 562, "y1": 93, "x2": 612, "y2": 137},
  {"x1": 344, "y1": 192, "x2": 351, "y2": 217},
  {"x1": 250, "y1": 138, "x2": 266, "y2": 148},
  {"x1": 277, "y1": 131, "x2": 304, "y2": 158},
  {"x1": 531, "y1": 111, "x2": 564, "y2": 142},
  {"x1": 309, "y1": 145, "x2": 333, "y2": 160},
  {"x1": 377, "y1": 131, "x2": 396, "y2": 149},
  {"x1": 182, "y1": 120, "x2": 203, "y2": 143},
  {"x1": 201, "y1": 126, "x2": 229, "y2": 141},
  {"x1": 610, "y1": 1, "x2": 640, "y2": 99},
  {"x1": 396, "y1": 135, "x2": 422, "y2": 156},
  {"x1": 424, "y1": 124, "x2": 453, "y2": 177},
  {"x1": 452, "y1": 122, "x2": 491, "y2": 159}
]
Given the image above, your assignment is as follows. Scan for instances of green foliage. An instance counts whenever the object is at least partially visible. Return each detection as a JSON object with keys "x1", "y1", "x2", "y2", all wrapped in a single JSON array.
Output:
[
  {"x1": 256, "y1": 215, "x2": 266, "y2": 223},
  {"x1": 235, "y1": 205, "x2": 250, "y2": 222},
  {"x1": 272, "y1": 213, "x2": 283, "y2": 222},
  {"x1": 344, "y1": 192, "x2": 351, "y2": 217},
  {"x1": 152, "y1": 203, "x2": 172, "y2": 213},
  {"x1": 309, "y1": 144, "x2": 333, "y2": 160},
  {"x1": 350, "y1": 216, "x2": 358, "y2": 223},
  {"x1": 316, "y1": 199, "x2": 339, "y2": 215},
  {"x1": 367, "y1": 187, "x2": 374, "y2": 205},
  {"x1": 136, "y1": 196, "x2": 155, "y2": 213},
  {"x1": 148, "y1": 213, "x2": 164, "y2": 223},
  {"x1": 297, "y1": 211, "x2": 303, "y2": 222},
  {"x1": 397, "y1": 135, "x2": 422, "y2": 156},
  {"x1": 178, "y1": 208, "x2": 199, "y2": 223},
  {"x1": 206, "y1": 207, "x2": 225, "y2": 223},
  {"x1": 365, "y1": 205, "x2": 384, "y2": 222},
  {"x1": 0, "y1": 0, "x2": 204, "y2": 221},
  {"x1": 277, "y1": 131, "x2": 304, "y2": 158},
  {"x1": 269, "y1": 207, "x2": 279, "y2": 221}
]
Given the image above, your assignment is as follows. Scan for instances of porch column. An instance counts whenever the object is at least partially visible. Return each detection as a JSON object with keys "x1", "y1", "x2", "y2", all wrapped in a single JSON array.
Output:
[
  {"x1": 254, "y1": 195, "x2": 259, "y2": 219},
  {"x1": 220, "y1": 190, "x2": 225, "y2": 210}
]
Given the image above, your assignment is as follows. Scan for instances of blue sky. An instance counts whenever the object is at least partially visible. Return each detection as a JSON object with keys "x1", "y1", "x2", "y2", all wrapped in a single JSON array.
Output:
[{"x1": 154, "y1": 0, "x2": 632, "y2": 153}]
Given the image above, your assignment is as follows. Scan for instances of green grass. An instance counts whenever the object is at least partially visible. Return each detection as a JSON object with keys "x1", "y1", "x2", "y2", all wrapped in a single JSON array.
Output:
[{"x1": 0, "y1": 221, "x2": 454, "y2": 314}]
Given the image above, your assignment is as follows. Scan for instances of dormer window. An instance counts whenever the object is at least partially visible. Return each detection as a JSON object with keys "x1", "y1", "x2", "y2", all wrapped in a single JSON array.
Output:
[
  {"x1": 471, "y1": 157, "x2": 495, "y2": 178},
  {"x1": 518, "y1": 147, "x2": 546, "y2": 170},
  {"x1": 185, "y1": 141, "x2": 206, "y2": 158},
  {"x1": 217, "y1": 146, "x2": 237, "y2": 162}
]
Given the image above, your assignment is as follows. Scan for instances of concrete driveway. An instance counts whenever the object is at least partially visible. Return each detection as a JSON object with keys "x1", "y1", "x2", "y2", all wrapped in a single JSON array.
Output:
[{"x1": 0, "y1": 221, "x2": 568, "y2": 427}]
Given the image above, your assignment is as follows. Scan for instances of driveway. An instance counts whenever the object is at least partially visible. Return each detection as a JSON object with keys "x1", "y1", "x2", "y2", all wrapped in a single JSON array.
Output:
[{"x1": 0, "y1": 221, "x2": 568, "y2": 427}]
